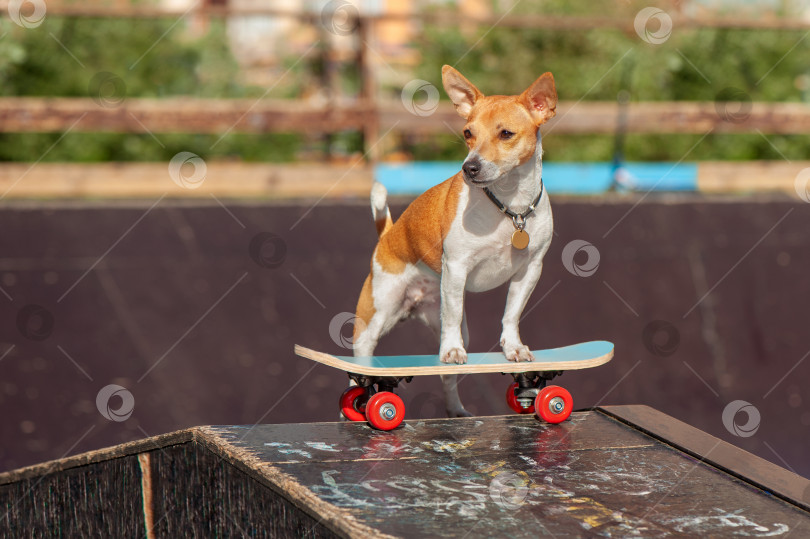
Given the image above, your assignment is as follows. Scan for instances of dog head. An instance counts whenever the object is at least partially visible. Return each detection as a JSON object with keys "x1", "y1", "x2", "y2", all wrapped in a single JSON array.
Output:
[{"x1": 442, "y1": 65, "x2": 557, "y2": 187}]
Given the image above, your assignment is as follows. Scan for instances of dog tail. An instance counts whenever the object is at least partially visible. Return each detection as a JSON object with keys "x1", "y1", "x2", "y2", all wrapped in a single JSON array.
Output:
[{"x1": 370, "y1": 181, "x2": 393, "y2": 237}]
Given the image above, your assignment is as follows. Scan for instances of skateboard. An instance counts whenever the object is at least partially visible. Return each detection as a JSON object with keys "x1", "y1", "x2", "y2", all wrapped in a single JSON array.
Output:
[{"x1": 294, "y1": 341, "x2": 614, "y2": 431}]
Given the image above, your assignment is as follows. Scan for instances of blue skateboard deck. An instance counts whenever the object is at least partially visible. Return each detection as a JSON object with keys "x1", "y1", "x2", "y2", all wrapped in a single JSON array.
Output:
[{"x1": 294, "y1": 341, "x2": 614, "y2": 376}]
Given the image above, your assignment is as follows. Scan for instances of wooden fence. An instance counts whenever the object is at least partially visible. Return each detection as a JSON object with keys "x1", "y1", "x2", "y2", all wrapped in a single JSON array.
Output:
[{"x1": 2, "y1": 98, "x2": 808, "y2": 136}]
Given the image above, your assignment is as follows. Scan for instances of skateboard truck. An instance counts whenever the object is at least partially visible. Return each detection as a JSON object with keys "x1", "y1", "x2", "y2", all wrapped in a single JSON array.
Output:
[
  {"x1": 507, "y1": 370, "x2": 563, "y2": 411},
  {"x1": 504, "y1": 370, "x2": 572, "y2": 424},
  {"x1": 347, "y1": 373, "x2": 413, "y2": 391},
  {"x1": 340, "y1": 372, "x2": 413, "y2": 431}
]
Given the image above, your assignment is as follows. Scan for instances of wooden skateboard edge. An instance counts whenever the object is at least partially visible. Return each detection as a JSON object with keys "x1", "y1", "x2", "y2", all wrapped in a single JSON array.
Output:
[{"x1": 293, "y1": 343, "x2": 614, "y2": 376}]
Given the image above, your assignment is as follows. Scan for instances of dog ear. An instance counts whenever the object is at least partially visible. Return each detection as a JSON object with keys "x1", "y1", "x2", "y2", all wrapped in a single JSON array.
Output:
[
  {"x1": 520, "y1": 72, "x2": 557, "y2": 125},
  {"x1": 442, "y1": 65, "x2": 483, "y2": 120}
]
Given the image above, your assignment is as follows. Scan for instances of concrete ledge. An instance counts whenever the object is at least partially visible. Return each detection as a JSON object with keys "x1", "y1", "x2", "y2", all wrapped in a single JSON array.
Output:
[
  {"x1": 0, "y1": 162, "x2": 373, "y2": 199},
  {"x1": 0, "y1": 160, "x2": 808, "y2": 199}
]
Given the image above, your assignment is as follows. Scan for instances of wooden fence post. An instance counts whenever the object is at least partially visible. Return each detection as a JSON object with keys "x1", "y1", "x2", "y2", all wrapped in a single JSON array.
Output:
[{"x1": 357, "y1": 16, "x2": 379, "y2": 163}]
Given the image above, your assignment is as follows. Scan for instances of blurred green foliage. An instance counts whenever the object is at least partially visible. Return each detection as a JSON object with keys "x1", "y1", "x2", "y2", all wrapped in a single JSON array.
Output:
[
  {"x1": 0, "y1": 16, "x2": 302, "y2": 162},
  {"x1": 412, "y1": 1, "x2": 810, "y2": 162},
  {"x1": 1, "y1": 3, "x2": 809, "y2": 164}
]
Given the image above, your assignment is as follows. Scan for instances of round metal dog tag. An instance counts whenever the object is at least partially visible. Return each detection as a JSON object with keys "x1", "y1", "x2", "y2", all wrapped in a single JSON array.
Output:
[{"x1": 511, "y1": 229, "x2": 530, "y2": 249}]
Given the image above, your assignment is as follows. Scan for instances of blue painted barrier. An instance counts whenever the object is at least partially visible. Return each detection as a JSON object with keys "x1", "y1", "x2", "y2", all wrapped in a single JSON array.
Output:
[{"x1": 375, "y1": 161, "x2": 698, "y2": 195}]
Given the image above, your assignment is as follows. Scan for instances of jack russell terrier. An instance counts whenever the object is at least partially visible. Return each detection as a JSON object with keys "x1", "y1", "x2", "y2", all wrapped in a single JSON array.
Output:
[{"x1": 352, "y1": 65, "x2": 557, "y2": 417}]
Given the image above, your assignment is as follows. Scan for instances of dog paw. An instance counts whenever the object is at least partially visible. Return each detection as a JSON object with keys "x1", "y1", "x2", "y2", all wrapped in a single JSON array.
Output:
[
  {"x1": 441, "y1": 347, "x2": 468, "y2": 364},
  {"x1": 447, "y1": 407, "x2": 474, "y2": 418},
  {"x1": 503, "y1": 344, "x2": 535, "y2": 362}
]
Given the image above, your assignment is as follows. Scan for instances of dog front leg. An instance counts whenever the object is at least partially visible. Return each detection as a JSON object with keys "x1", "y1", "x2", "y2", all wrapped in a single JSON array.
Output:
[
  {"x1": 443, "y1": 309, "x2": 471, "y2": 417},
  {"x1": 501, "y1": 260, "x2": 545, "y2": 362},
  {"x1": 439, "y1": 259, "x2": 468, "y2": 364}
]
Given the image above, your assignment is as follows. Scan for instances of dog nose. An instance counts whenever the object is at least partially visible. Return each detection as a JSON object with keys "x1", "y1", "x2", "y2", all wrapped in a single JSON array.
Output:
[{"x1": 462, "y1": 159, "x2": 481, "y2": 179}]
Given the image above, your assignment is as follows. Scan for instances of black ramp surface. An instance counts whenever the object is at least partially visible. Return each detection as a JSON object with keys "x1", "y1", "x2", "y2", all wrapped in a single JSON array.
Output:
[
  {"x1": 2, "y1": 197, "x2": 810, "y2": 481},
  {"x1": 209, "y1": 412, "x2": 809, "y2": 537}
]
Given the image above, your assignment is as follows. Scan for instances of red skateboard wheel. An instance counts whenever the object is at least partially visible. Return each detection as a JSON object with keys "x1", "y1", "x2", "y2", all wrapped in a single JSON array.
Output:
[
  {"x1": 366, "y1": 392, "x2": 405, "y2": 431},
  {"x1": 505, "y1": 382, "x2": 535, "y2": 414},
  {"x1": 339, "y1": 386, "x2": 368, "y2": 422},
  {"x1": 535, "y1": 385, "x2": 573, "y2": 424}
]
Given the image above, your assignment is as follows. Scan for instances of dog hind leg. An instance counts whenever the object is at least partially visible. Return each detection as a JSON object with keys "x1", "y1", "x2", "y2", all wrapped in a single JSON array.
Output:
[{"x1": 340, "y1": 273, "x2": 400, "y2": 420}]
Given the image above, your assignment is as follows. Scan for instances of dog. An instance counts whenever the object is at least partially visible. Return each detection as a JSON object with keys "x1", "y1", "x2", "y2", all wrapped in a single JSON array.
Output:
[{"x1": 352, "y1": 65, "x2": 557, "y2": 417}]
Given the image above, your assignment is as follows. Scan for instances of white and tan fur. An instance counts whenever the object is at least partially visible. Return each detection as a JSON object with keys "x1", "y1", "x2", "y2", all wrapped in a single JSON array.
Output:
[{"x1": 353, "y1": 66, "x2": 558, "y2": 417}]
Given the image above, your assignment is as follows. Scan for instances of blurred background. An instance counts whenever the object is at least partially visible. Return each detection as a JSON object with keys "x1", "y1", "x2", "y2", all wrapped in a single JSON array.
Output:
[{"x1": 1, "y1": 0, "x2": 809, "y2": 481}]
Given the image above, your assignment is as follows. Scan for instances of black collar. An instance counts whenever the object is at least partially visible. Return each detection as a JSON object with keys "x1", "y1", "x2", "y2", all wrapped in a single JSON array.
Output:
[{"x1": 482, "y1": 180, "x2": 544, "y2": 223}]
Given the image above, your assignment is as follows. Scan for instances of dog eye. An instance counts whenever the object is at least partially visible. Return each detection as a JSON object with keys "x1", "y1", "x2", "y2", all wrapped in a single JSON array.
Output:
[
  {"x1": 499, "y1": 130, "x2": 514, "y2": 140},
  {"x1": 463, "y1": 129, "x2": 472, "y2": 139}
]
